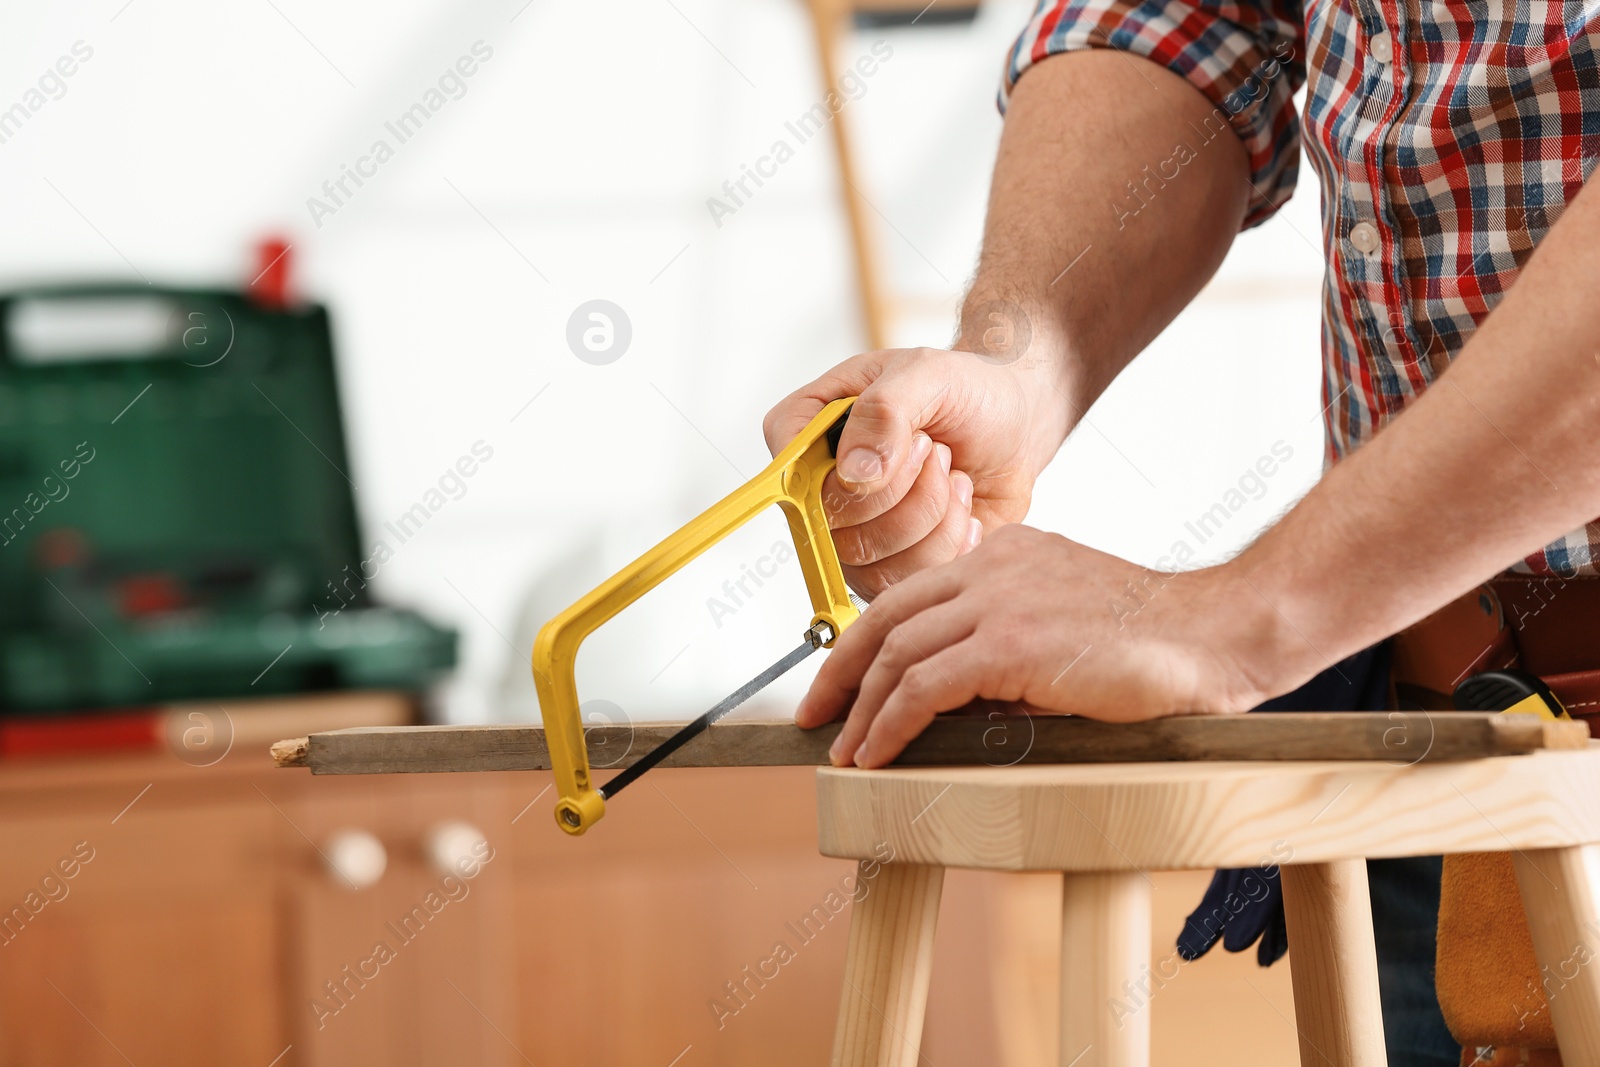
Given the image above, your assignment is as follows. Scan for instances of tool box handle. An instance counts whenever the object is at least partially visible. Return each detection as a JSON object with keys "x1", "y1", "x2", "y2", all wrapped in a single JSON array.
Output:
[
  {"x1": 0, "y1": 286, "x2": 248, "y2": 366},
  {"x1": 532, "y1": 397, "x2": 860, "y2": 834}
]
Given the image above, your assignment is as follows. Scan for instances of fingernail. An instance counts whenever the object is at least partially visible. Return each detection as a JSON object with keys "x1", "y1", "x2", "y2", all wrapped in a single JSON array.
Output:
[
  {"x1": 936, "y1": 442, "x2": 952, "y2": 474},
  {"x1": 853, "y1": 743, "x2": 873, "y2": 768},
  {"x1": 839, "y1": 447, "x2": 883, "y2": 485},
  {"x1": 967, "y1": 517, "x2": 983, "y2": 547},
  {"x1": 829, "y1": 736, "x2": 847, "y2": 765},
  {"x1": 954, "y1": 472, "x2": 973, "y2": 508},
  {"x1": 910, "y1": 433, "x2": 933, "y2": 467}
]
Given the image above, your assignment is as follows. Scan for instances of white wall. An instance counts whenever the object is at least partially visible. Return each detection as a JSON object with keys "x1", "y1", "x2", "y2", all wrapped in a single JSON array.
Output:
[{"x1": 0, "y1": 0, "x2": 1327, "y2": 725}]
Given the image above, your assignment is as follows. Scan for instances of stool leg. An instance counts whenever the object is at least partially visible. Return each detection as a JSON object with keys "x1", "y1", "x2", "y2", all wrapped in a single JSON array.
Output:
[
  {"x1": 1059, "y1": 871, "x2": 1151, "y2": 1067},
  {"x1": 1280, "y1": 860, "x2": 1387, "y2": 1067},
  {"x1": 1512, "y1": 845, "x2": 1600, "y2": 1060},
  {"x1": 830, "y1": 862, "x2": 944, "y2": 1067}
]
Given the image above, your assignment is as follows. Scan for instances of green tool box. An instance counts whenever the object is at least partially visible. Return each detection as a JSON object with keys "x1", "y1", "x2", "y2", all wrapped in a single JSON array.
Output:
[{"x1": 0, "y1": 284, "x2": 456, "y2": 712}]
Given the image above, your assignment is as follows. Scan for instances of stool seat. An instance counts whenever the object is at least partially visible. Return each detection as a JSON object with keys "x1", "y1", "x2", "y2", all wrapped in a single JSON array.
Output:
[
  {"x1": 818, "y1": 746, "x2": 1600, "y2": 871},
  {"x1": 816, "y1": 744, "x2": 1600, "y2": 1067}
]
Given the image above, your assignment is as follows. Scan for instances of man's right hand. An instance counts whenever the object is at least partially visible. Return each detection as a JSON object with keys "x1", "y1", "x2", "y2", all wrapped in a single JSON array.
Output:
[
  {"x1": 759, "y1": 50, "x2": 1254, "y2": 599},
  {"x1": 763, "y1": 348, "x2": 1068, "y2": 598}
]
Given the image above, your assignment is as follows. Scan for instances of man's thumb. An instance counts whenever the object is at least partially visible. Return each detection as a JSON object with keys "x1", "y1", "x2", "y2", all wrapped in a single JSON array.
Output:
[{"x1": 834, "y1": 392, "x2": 920, "y2": 492}]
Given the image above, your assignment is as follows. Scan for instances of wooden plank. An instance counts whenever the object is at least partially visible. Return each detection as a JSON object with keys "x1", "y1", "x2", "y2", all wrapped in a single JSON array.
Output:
[{"x1": 272, "y1": 711, "x2": 1589, "y2": 775}]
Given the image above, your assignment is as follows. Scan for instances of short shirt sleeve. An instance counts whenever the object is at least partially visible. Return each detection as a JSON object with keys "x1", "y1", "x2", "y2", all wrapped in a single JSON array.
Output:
[{"x1": 1001, "y1": 0, "x2": 1306, "y2": 227}]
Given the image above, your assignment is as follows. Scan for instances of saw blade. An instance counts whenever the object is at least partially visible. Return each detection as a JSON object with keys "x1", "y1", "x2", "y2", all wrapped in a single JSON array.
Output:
[{"x1": 598, "y1": 631, "x2": 823, "y2": 800}]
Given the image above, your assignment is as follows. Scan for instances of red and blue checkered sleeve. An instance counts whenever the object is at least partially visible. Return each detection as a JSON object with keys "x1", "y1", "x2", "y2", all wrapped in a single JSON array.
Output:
[{"x1": 1000, "y1": 0, "x2": 1306, "y2": 227}]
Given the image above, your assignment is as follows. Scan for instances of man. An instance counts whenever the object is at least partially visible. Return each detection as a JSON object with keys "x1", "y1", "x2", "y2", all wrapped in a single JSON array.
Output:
[{"x1": 764, "y1": 2, "x2": 1600, "y2": 1062}]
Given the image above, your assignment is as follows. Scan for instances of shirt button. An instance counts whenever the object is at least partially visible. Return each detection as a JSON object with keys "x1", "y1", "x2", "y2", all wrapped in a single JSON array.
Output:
[
  {"x1": 1349, "y1": 221, "x2": 1381, "y2": 254},
  {"x1": 1369, "y1": 31, "x2": 1394, "y2": 63}
]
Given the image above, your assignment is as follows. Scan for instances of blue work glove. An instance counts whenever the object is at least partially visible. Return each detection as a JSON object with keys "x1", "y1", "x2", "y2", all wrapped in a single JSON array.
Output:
[
  {"x1": 1176, "y1": 865, "x2": 1287, "y2": 966},
  {"x1": 1174, "y1": 641, "x2": 1392, "y2": 968}
]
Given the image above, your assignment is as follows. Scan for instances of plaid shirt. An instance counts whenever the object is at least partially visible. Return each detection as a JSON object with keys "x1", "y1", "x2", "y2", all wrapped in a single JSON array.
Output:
[{"x1": 1002, "y1": 0, "x2": 1600, "y2": 576}]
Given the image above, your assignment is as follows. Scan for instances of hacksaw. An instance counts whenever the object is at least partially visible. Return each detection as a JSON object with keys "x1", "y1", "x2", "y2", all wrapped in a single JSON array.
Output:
[{"x1": 532, "y1": 397, "x2": 861, "y2": 835}]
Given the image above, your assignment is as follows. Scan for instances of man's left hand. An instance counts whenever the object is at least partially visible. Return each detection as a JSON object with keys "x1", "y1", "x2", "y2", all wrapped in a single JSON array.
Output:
[{"x1": 797, "y1": 524, "x2": 1286, "y2": 767}]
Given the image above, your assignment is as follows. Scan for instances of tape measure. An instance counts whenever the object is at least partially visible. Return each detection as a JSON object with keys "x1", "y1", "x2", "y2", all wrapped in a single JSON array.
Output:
[{"x1": 1453, "y1": 668, "x2": 1569, "y2": 720}]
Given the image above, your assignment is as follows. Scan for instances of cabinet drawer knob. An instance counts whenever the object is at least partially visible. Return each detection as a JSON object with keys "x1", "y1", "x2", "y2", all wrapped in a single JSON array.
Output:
[
  {"x1": 425, "y1": 821, "x2": 489, "y2": 878},
  {"x1": 324, "y1": 829, "x2": 387, "y2": 889}
]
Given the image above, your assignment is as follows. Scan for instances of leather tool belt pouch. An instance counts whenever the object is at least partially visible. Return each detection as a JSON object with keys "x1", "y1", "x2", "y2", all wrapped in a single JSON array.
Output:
[{"x1": 1394, "y1": 576, "x2": 1600, "y2": 1062}]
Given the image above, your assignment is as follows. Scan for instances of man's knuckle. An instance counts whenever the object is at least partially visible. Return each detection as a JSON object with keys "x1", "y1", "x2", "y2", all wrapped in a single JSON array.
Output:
[
  {"x1": 879, "y1": 631, "x2": 914, "y2": 665},
  {"x1": 938, "y1": 501, "x2": 969, "y2": 549},
  {"x1": 983, "y1": 619, "x2": 1024, "y2": 655},
  {"x1": 833, "y1": 526, "x2": 870, "y2": 565},
  {"x1": 909, "y1": 478, "x2": 947, "y2": 528},
  {"x1": 846, "y1": 393, "x2": 901, "y2": 436},
  {"x1": 901, "y1": 662, "x2": 944, "y2": 696},
  {"x1": 823, "y1": 485, "x2": 867, "y2": 523}
]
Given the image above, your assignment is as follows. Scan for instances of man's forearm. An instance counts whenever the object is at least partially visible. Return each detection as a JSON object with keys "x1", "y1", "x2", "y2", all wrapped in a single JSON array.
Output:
[
  {"x1": 956, "y1": 51, "x2": 1251, "y2": 444},
  {"x1": 1229, "y1": 175, "x2": 1600, "y2": 695}
]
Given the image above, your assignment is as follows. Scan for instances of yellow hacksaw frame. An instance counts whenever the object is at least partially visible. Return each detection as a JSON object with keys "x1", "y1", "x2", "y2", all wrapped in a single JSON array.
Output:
[{"x1": 532, "y1": 397, "x2": 860, "y2": 835}]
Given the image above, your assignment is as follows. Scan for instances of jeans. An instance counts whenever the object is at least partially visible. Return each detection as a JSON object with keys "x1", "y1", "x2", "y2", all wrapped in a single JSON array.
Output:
[{"x1": 1261, "y1": 643, "x2": 1460, "y2": 1067}]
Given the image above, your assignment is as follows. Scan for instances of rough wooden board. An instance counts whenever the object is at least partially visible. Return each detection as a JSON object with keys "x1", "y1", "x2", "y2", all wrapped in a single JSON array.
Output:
[
  {"x1": 272, "y1": 712, "x2": 1589, "y2": 775},
  {"x1": 269, "y1": 737, "x2": 308, "y2": 766}
]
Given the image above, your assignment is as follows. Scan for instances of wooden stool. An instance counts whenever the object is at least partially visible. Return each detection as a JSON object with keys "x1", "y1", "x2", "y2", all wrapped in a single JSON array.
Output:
[{"x1": 817, "y1": 746, "x2": 1600, "y2": 1067}]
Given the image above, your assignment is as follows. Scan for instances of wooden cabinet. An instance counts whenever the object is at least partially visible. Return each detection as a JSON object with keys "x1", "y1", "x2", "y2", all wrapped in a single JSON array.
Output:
[
  {"x1": 0, "y1": 790, "x2": 283, "y2": 1065},
  {"x1": 0, "y1": 706, "x2": 1011, "y2": 1066},
  {"x1": 507, "y1": 766, "x2": 872, "y2": 1066},
  {"x1": 0, "y1": 704, "x2": 1296, "y2": 1065},
  {"x1": 276, "y1": 774, "x2": 520, "y2": 1067}
]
